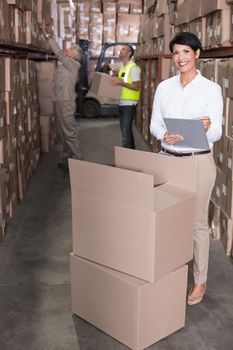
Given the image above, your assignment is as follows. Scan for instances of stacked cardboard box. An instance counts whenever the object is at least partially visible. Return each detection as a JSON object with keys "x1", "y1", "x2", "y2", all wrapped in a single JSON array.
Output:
[
  {"x1": 57, "y1": 0, "x2": 77, "y2": 49},
  {"x1": 39, "y1": 115, "x2": 57, "y2": 153},
  {"x1": 0, "y1": 0, "x2": 77, "y2": 51},
  {"x1": 76, "y1": 0, "x2": 143, "y2": 57},
  {"x1": 36, "y1": 62, "x2": 57, "y2": 153},
  {"x1": 89, "y1": 2, "x2": 103, "y2": 57},
  {"x1": 0, "y1": 0, "x2": 77, "y2": 242},
  {"x1": 172, "y1": 0, "x2": 233, "y2": 49},
  {"x1": 140, "y1": 0, "x2": 233, "y2": 51},
  {"x1": 69, "y1": 147, "x2": 197, "y2": 349},
  {"x1": 0, "y1": 56, "x2": 41, "y2": 235},
  {"x1": 201, "y1": 59, "x2": 233, "y2": 255},
  {"x1": 138, "y1": 0, "x2": 176, "y2": 56},
  {"x1": 116, "y1": 13, "x2": 141, "y2": 43}
]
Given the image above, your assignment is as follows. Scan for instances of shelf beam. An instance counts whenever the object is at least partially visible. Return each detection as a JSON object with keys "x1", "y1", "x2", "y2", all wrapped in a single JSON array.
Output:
[
  {"x1": 0, "y1": 40, "x2": 56, "y2": 60},
  {"x1": 200, "y1": 46, "x2": 233, "y2": 59}
]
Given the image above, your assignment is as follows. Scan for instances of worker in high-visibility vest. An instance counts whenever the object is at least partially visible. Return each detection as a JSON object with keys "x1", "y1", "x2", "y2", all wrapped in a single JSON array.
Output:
[{"x1": 112, "y1": 45, "x2": 141, "y2": 149}]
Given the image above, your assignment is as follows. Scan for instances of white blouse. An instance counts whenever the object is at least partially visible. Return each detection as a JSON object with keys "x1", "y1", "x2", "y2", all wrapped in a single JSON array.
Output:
[{"x1": 150, "y1": 71, "x2": 223, "y2": 152}]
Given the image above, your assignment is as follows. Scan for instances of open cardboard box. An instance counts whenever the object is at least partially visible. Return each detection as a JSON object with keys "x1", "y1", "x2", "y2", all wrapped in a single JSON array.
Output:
[
  {"x1": 69, "y1": 148, "x2": 197, "y2": 283},
  {"x1": 71, "y1": 254, "x2": 188, "y2": 350}
]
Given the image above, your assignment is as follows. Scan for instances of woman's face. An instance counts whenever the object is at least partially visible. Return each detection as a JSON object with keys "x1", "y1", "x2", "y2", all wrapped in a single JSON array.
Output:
[{"x1": 172, "y1": 44, "x2": 200, "y2": 74}]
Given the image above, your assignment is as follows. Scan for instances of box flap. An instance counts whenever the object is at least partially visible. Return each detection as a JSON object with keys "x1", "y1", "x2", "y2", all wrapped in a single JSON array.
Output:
[
  {"x1": 69, "y1": 159, "x2": 155, "y2": 209},
  {"x1": 115, "y1": 147, "x2": 197, "y2": 192}
]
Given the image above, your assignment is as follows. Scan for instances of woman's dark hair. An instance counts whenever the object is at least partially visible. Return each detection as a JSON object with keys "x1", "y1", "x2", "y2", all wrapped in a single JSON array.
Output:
[{"x1": 169, "y1": 32, "x2": 203, "y2": 53}]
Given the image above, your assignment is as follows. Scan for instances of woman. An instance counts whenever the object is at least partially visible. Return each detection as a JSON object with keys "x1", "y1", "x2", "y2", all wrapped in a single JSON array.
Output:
[{"x1": 150, "y1": 32, "x2": 223, "y2": 305}]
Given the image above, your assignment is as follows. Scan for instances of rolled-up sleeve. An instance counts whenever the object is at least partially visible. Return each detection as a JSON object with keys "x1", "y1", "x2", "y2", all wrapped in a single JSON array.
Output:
[
  {"x1": 206, "y1": 83, "x2": 223, "y2": 143},
  {"x1": 150, "y1": 84, "x2": 167, "y2": 140}
]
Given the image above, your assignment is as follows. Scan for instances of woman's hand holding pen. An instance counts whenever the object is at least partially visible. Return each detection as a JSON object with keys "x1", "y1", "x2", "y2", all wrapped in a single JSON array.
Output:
[
  {"x1": 200, "y1": 116, "x2": 211, "y2": 131},
  {"x1": 164, "y1": 132, "x2": 184, "y2": 145}
]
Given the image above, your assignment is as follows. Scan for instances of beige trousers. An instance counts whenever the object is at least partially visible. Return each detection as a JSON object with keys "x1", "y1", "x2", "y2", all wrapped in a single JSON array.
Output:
[
  {"x1": 193, "y1": 152, "x2": 216, "y2": 284},
  {"x1": 55, "y1": 100, "x2": 82, "y2": 160}
]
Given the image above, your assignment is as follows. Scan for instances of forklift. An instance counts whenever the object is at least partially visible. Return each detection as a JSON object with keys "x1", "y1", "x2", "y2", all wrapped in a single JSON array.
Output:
[{"x1": 76, "y1": 40, "x2": 137, "y2": 118}]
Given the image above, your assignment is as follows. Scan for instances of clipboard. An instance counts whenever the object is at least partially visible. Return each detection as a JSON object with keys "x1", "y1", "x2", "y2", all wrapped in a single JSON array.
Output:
[{"x1": 163, "y1": 118, "x2": 209, "y2": 149}]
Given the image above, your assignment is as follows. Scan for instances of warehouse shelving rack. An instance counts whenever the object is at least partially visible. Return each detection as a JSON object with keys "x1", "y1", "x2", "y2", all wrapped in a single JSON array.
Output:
[
  {"x1": 200, "y1": 46, "x2": 233, "y2": 59},
  {"x1": 0, "y1": 40, "x2": 55, "y2": 60},
  {"x1": 136, "y1": 54, "x2": 171, "y2": 151}
]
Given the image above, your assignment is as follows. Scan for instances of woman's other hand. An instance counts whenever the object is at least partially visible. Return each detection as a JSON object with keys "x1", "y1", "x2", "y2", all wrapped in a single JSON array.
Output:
[
  {"x1": 200, "y1": 116, "x2": 211, "y2": 131},
  {"x1": 164, "y1": 132, "x2": 184, "y2": 145}
]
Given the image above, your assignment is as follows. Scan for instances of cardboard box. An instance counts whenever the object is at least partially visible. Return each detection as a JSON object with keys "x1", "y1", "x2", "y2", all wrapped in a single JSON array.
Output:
[
  {"x1": 0, "y1": 95, "x2": 6, "y2": 138},
  {"x1": 189, "y1": 17, "x2": 206, "y2": 48},
  {"x1": 116, "y1": 29, "x2": 139, "y2": 43},
  {"x1": 201, "y1": 0, "x2": 230, "y2": 16},
  {"x1": 222, "y1": 60, "x2": 233, "y2": 99},
  {"x1": 223, "y1": 97, "x2": 229, "y2": 136},
  {"x1": 117, "y1": 13, "x2": 141, "y2": 26},
  {"x1": 36, "y1": 62, "x2": 56, "y2": 81},
  {"x1": 148, "y1": 14, "x2": 159, "y2": 39},
  {"x1": 156, "y1": 0, "x2": 169, "y2": 16},
  {"x1": 89, "y1": 72, "x2": 122, "y2": 99},
  {"x1": 69, "y1": 148, "x2": 196, "y2": 283},
  {"x1": 103, "y1": 24, "x2": 116, "y2": 42},
  {"x1": 220, "y1": 135, "x2": 229, "y2": 174},
  {"x1": 37, "y1": 80, "x2": 54, "y2": 98},
  {"x1": 188, "y1": 0, "x2": 202, "y2": 21},
  {"x1": 77, "y1": 1, "x2": 90, "y2": 12},
  {"x1": 158, "y1": 14, "x2": 170, "y2": 37},
  {"x1": 217, "y1": 59, "x2": 230, "y2": 97},
  {"x1": 89, "y1": 12, "x2": 103, "y2": 24},
  {"x1": 161, "y1": 57, "x2": 172, "y2": 81},
  {"x1": 90, "y1": 0, "x2": 102, "y2": 13},
  {"x1": 212, "y1": 9, "x2": 231, "y2": 47},
  {"x1": 0, "y1": 58, "x2": 5, "y2": 92},
  {"x1": 38, "y1": 96, "x2": 54, "y2": 115},
  {"x1": 226, "y1": 175, "x2": 233, "y2": 217},
  {"x1": 225, "y1": 135, "x2": 233, "y2": 180},
  {"x1": 40, "y1": 114, "x2": 56, "y2": 153},
  {"x1": 157, "y1": 35, "x2": 170, "y2": 54},
  {"x1": 4, "y1": 58, "x2": 14, "y2": 92},
  {"x1": 208, "y1": 200, "x2": 221, "y2": 239},
  {"x1": 231, "y1": 5, "x2": 233, "y2": 42},
  {"x1": 103, "y1": 1, "x2": 116, "y2": 13},
  {"x1": 103, "y1": 13, "x2": 116, "y2": 25},
  {"x1": 37, "y1": 0, "x2": 51, "y2": 25},
  {"x1": 175, "y1": 0, "x2": 189, "y2": 25},
  {"x1": 0, "y1": 168, "x2": 9, "y2": 215},
  {"x1": 71, "y1": 254, "x2": 188, "y2": 350},
  {"x1": 117, "y1": 2, "x2": 130, "y2": 14},
  {"x1": 226, "y1": 98, "x2": 233, "y2": 138},
  {"x1": 131, "y1": 2, "x2": 142, "y2": 14},
  {"x1": 220, "y1": 209, "x2": 233, "y2": 254}
]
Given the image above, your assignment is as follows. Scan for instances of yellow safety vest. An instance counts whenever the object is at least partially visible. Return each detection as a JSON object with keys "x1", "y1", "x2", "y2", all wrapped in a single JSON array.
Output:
[{"x1": 118, "y1": 61, "x2": 141, "y2": 101}]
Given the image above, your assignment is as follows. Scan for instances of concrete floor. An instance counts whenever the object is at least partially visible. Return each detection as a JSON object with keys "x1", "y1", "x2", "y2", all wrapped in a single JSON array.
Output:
[{"x1": 0, "y1": 118, "x2": 233, "y2": 350}]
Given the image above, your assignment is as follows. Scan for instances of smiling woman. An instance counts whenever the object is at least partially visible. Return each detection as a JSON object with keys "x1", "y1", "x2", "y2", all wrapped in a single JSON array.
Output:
[{"x1": 150, "y1": 31, "x2": 223, "y2": 307}]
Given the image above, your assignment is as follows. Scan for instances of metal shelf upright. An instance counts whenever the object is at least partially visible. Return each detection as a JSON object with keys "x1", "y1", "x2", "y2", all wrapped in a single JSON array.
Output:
[{"x1": 136, "y1": 54, "x2": 171, "y2": 151}]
